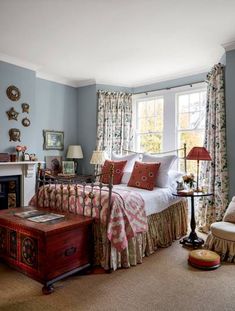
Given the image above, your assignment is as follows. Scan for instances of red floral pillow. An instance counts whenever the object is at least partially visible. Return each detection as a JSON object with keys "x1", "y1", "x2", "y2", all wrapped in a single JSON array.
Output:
[
  {"x1": 128, "y1": 161, "x2": 161, "y2": 190},
  {"x1": 101, "y1": 160, "x2": 127, "y2": 184}
]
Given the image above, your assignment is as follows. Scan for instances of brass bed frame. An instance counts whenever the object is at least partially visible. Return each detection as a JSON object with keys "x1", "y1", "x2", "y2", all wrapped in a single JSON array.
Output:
[{"x1": 35, "y1": 144, "x2": 187, "y2": 270}]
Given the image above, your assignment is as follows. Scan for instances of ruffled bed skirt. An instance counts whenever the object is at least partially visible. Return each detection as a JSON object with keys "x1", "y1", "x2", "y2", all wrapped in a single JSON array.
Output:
[
  {"x1": 204, "y1": 233, "x2": 235, "y2": 263},
  {"x1": 93, "y1": 199, "x2": 188, "y2": 270}
]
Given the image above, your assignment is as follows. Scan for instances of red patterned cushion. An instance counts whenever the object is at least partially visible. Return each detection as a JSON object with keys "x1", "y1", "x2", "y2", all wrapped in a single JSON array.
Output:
[
  {"x1": 101, "y1": 160, "x2": 127, "y2": 185},
  {"x1": 128, "y1": 161, "x2": 161, "y2": 190}
]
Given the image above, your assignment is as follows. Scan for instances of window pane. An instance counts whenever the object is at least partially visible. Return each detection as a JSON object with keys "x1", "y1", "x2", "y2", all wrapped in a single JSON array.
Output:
[
  {"x1": 136, "y1": 97, "x2": 164, "y2": 141},
  {"x1": 178, "y1": 94, "x2": 189, "y2": 112},
  {"x1": 139, "y1": 133, "x2": 163, "y2": 153},
  {"x1": 178, "y1": 131, "x2": 205, "y2": 175}
]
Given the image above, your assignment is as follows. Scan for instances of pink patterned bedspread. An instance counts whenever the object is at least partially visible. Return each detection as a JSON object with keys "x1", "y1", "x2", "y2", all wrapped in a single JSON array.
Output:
[{"x1": 29, "y1": 185, "x2": 147, "y2": 252}]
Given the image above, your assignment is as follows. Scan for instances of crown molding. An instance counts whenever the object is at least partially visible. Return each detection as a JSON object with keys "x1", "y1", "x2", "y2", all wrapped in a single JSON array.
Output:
[
  {"x1": 0, "y1": 53, "x2": 39, "y2": 71},
  {"x1": 129, "y1": 66, "x2": 210, "y2": 88},
  {"x1": 36, "y1": 71, "x2": 79, "y2": 88},
  {"x1": 222, "y1": 41, "x2": 235, "y2": 52},
  {"x1": 0, "y1": 52, "x2": 211, "y2": 89},
  {"x1": 76, "y1": 79, "x2": 96, "y2": 87}
]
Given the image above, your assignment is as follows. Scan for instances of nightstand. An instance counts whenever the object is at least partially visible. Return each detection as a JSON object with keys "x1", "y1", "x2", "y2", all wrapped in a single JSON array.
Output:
[{"x1": 172, "y1": 191, "x2": 213, "y2": 247}]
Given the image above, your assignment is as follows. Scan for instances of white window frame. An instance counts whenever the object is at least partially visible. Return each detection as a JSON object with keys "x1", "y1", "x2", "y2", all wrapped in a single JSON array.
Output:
[{"x1": 133, "y1": 82, "x2": 207, "y2": 155}]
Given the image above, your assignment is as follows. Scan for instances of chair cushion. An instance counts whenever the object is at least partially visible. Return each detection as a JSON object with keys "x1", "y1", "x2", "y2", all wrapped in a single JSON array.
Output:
[
  {"x1": 223, "y1": 196, "x2": 235, "y2": 223},
  {"x1": 188, "y1": 249, "x2": 220, "y2": 269},
  {"x1": 211, "y1": 221, "x2": 235, "y2": 242}
]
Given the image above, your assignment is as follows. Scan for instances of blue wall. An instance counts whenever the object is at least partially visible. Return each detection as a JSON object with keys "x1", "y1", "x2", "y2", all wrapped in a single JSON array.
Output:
[
  {"x1": 0, "y1": 61, "x2": 36, "y2": 155},
  {"x1": 225, "y1": 50, "x2": 235, "y2": 198},
  {"x1": 77, "y1": 85, "x2": 97, "y2": 174},
  {"x1": 0, "y1": 61, "x2": 78, "y2": 162}
]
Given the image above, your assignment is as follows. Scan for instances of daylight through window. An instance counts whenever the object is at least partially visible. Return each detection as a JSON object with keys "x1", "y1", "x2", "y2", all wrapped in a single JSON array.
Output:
[{"x1": 133, "y1": 83, "x2": 207, "y2": 174}]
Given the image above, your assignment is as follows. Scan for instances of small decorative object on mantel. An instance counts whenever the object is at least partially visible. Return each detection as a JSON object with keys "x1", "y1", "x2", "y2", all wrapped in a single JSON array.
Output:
[
  {"x1": 6, "y1": 107, "x2": 19, "y2": 121},
  {"x1": 0, "y1": 153, "x2": 10, "y2": 162},
  {"x1": 9, "y1": 128, "x2": 21, "y2": 142},
  {"x1": 22, "y1": 117, "x2": 30, "y2": 127},
  {"x1": 21, "y1": 103, "x2": 30, "y2": 113},
  {"x1": 23, "y1": 153, "x2": 30, "y2": 161},
  {"x1": 16, "y1": 145, "x2": 22, "y2": 161},
  {"x1": 15, "y1": 145, "x2": 27, "y2": 161},
  {"x1": 6, "y1": 85, "x2": 21, "y2": 101},
  {"x1": 29, "y1": 153, "x2": 37, "y2": 161}
]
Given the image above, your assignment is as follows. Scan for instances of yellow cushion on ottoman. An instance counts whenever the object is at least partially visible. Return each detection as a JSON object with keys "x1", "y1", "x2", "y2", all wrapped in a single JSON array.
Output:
[{"x1": 188, "y1": 249, "x2": 221, "y2": 270}]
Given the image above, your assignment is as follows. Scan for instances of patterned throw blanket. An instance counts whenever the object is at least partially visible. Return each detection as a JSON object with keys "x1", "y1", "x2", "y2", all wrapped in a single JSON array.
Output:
[{"x1": 29, "y1": 185, "x2": 147, "y2": 252}]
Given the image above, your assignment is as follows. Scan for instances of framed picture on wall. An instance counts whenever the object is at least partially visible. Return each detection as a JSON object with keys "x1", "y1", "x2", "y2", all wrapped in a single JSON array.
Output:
[
  {"x1": 62, "y1": 161, "x2": 75, "y2": 175},
  {"x1": 43, "y1": 130, "x2": 64, "y2": 150}
]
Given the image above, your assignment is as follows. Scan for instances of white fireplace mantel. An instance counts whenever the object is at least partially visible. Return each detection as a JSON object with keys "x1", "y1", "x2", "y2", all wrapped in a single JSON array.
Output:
[{"x1": 0, "y1": 161, "x2": 43, "y2": 206}]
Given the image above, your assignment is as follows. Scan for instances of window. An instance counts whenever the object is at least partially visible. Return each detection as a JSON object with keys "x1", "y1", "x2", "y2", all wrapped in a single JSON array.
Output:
[
  {"x1": 133, "y1": 83, "x2": 207, "y2": 173},
  {"x1": 177, "y1": 90, "x2": 207, "y2": 173},
  {"x1": 134, "y1": 96, "x2": 164, "y2": 153}
]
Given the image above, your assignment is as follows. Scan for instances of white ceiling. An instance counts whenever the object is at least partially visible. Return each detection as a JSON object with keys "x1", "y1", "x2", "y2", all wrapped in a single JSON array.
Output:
[{"x1": 0, "y1": 0, "x2": 235, "y2": 87}]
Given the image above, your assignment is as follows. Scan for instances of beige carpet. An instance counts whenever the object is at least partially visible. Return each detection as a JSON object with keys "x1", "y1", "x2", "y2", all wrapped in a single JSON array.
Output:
[{"x1": 0, "y1": 236, "x2": 235, "y2": 311}]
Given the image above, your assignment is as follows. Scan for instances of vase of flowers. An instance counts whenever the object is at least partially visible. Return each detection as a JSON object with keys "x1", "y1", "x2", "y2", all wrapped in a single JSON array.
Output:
[
  {"x1": 183, "y1": 173, "x2": 196, "y2": 190},
  {"x1": 15, "y1": 145, "x2": 22, "y2": 161}
]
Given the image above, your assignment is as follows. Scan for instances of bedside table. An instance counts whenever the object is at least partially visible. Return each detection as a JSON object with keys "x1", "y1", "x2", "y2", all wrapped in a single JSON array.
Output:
[{"x1": 172, "y1": 191, "x2": 213, "y2": 247}]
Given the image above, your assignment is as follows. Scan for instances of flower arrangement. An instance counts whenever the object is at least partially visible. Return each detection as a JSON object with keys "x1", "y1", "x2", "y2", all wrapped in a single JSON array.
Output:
[
  {"x1": 182, "y1": 173, "x2": 195, "y2": 189},
  {"x1": 15, "y1": 145, "x2": 27, "y2": 161}
]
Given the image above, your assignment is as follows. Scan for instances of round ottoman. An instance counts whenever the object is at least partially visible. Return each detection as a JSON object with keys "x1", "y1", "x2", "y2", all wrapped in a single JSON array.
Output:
[{"x1": 188, "y1": 249, "x2": 221, "y2": 270}]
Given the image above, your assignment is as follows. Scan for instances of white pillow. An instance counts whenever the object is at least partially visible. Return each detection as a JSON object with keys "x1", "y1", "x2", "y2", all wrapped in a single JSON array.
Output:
[
  {"x1": 121, "y1": 171, "x2": 132, "y2": 184},
  {"x1": 142, "y1": 154, "x2": 177, "y2": 188},
  {"x1": 111, "y1": 152, "x2": 141, "y2": 172}
]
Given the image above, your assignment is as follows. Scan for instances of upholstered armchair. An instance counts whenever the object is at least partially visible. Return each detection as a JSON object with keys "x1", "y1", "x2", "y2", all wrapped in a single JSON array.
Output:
[{"x1": 204, "y1": 197, "x2": 235, "y2": 262}]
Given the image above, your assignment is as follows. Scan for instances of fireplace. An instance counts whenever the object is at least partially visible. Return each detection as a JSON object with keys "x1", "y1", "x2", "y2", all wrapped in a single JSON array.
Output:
[
  {"x1": 0, "y1": 161, "x2": 42, "y2": 207},
  {"x1": 0, "y1": 176, "x2": 20, "y2": 209}
]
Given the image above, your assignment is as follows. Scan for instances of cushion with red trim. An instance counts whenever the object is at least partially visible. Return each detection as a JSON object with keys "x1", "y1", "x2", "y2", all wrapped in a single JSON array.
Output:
[
  {"x1": 101, "y1": 160, "x2": 127, "y2": 185},
  {"x1": 127, "y1": 161, "x2": 161, "y2": 190}
]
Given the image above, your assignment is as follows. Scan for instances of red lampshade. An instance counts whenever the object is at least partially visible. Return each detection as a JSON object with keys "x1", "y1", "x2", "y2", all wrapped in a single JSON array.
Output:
[{"x1": 186, "y1": 147, "x2": 211, "y2": 161}]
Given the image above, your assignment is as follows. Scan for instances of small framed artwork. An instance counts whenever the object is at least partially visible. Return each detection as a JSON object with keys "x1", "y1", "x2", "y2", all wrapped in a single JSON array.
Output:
[
  {"x1": 45, "y1": 156, "x2": 62, "y2": 173},
  {"x1": 62, "y1": 161, "x2": 75, "y2": 175},
  {"x1": 23, "y1": 153, "x2": 30, "y2": 161},
  {"x1": 43, "y1": 130, "x2": 64, "y2": 150}
]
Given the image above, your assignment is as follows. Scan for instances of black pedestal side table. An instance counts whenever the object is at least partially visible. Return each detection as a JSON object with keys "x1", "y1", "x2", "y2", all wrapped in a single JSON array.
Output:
[{"x1": 172, "y1": 192, "x2": 213, "y2": 247}]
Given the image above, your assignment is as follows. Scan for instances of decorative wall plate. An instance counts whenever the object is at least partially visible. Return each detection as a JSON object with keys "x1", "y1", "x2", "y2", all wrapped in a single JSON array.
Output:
[
  {"x1": 6, "y1": 85, "x2": 21, "y2": 101},
  {"x1": 9, "y1": 128, "x2": 21, "y2": 142},
  {"x1": 6, "y1": 107, "x2": 19, "y2": 121},
  {"x1": 22, "y1": 103, "x2": 30, "y2": 113},
  {"x1": 22, "y1": 117, "x2": 30, "y2": 127}
]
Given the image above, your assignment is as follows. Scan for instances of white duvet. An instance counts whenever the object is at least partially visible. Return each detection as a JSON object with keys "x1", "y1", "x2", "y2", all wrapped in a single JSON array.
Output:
[{"x1": 113, "y1": 184, "x2": 182, "y2": 216}]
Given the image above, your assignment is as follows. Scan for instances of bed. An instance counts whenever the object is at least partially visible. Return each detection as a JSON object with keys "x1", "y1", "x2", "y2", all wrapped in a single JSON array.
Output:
[{"x1": 30, "y1": 147, "x2": 188, "y2": 271}]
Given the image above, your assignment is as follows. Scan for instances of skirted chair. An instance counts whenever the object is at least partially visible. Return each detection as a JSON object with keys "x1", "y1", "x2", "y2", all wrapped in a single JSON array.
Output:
[{"x1": 205, "y1": 196, "x2": 235, "y2": 262}]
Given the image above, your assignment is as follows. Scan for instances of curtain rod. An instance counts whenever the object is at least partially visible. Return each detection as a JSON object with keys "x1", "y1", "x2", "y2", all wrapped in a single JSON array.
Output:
[{"x1": 133, "y1": 80, "x2": 205, "y2": 95}]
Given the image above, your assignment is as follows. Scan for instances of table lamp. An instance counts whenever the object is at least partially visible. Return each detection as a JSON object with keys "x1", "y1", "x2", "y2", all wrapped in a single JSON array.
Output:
[
  {"x1": 66, "y1": 145, "x2": 83, "y2": 174},
  {"x1": 186, "y1": 146, "x2": 211, "y2": 192},
  {"x1": 90, "y1": 150, "x2": 107, "y2": 174}
]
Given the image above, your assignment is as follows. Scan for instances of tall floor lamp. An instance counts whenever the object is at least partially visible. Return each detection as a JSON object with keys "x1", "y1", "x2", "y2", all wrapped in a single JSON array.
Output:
[{"x1": 186, "y1": 146, "x2": 211, "y2": 192}]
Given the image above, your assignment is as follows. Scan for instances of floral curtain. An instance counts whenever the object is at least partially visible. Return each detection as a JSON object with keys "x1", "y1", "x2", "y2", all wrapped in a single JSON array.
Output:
[
  {"x1": 96, "y1": 90, "x2": 133, "y2": 157},
  {"x1": 197, "y1": 63, "x2": 229, "y2": 233}
]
